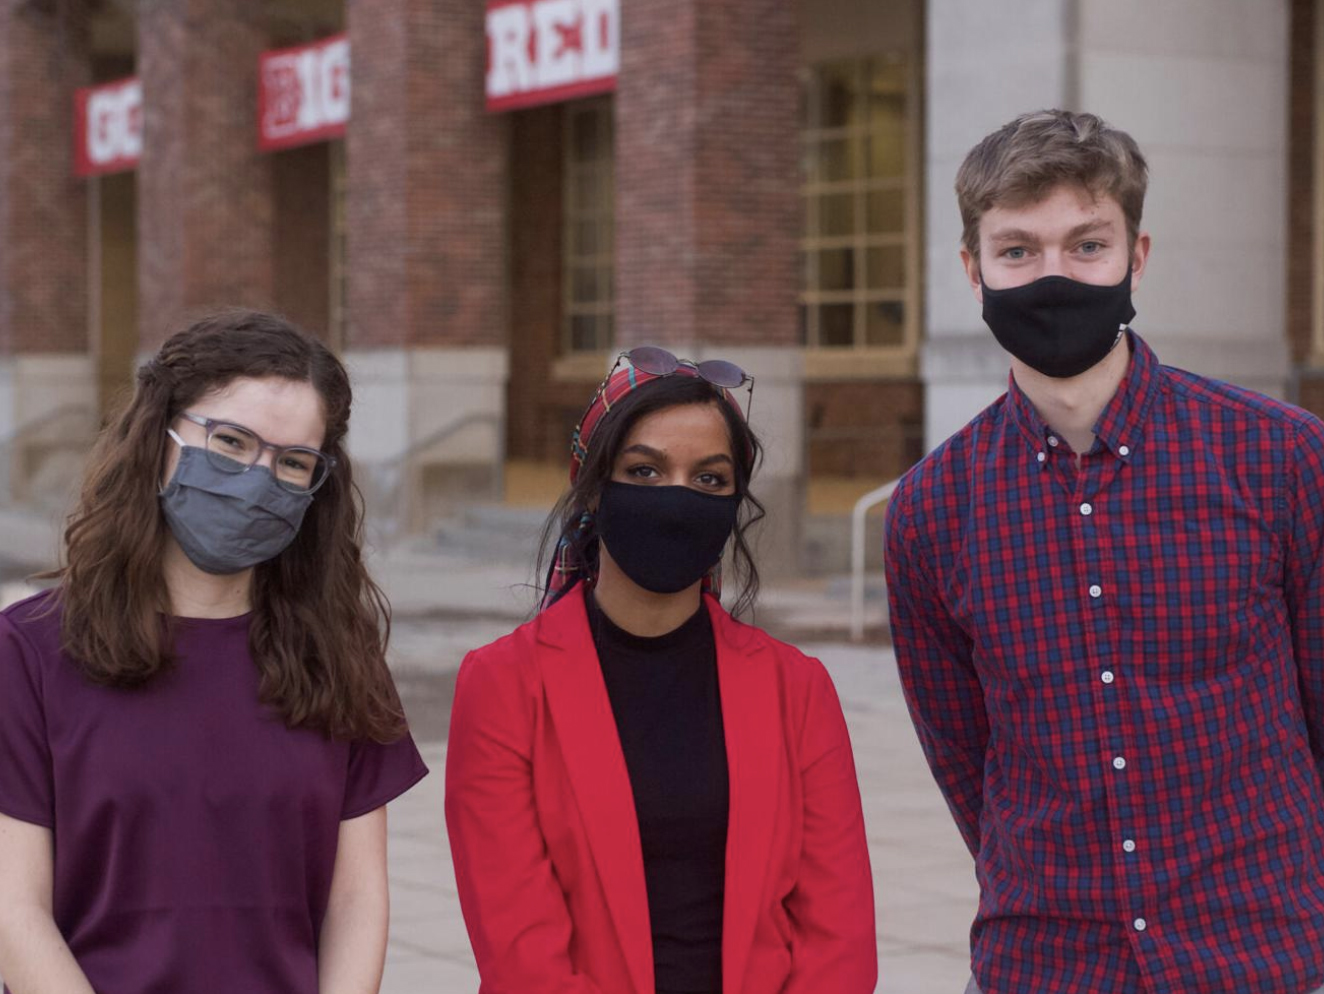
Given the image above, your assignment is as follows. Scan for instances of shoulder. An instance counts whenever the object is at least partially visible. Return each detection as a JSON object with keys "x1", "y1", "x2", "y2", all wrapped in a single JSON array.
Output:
[
  {"x1": 890, "y1": 394, "x2": 1008, "y2": 516},
  {"x1": 712, "y1": 604, "x2": 836, "y2": 696},
  {"x1": 0, "y1": 588, "x2": 63, "y2": 663},
  {"x1": 1162, "y1": 364, "x2": 1321, "y2": 435}
]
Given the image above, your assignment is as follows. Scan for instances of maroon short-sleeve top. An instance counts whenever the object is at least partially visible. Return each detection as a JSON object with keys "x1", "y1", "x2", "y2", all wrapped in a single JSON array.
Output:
[{"x1": 0, "y1": 590, "x2": 428, "y2": 994}]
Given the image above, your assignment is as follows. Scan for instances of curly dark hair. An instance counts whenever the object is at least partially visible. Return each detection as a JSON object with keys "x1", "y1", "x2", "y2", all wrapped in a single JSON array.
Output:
[{"x1": 49, "y1": 309, "x2": 405, "y2": 743}]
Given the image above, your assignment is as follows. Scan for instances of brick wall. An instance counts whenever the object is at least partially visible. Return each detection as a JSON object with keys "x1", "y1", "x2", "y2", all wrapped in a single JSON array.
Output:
[
  {"x1": 615, "y1": 0, "x2": 800, "y2": 347},
  {"x1": 345, "y1": 0, "x2": 507, "y2": 350},
  {"x1": 136, "y1": 2, "x2": 275, "y2": 349},
  {"x1": 0, "y1": 1, "x2": 90, "y2": 354}
]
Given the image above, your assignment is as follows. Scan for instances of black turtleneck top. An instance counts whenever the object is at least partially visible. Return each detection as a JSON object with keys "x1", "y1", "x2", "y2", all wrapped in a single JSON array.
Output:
[{"x1": 586, "y1": 591, "x2": 729, "y2": 994}]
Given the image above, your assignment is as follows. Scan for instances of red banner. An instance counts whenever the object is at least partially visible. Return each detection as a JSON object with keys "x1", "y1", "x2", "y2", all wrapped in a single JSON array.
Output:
[
  {"x1": 486, "y1": 0, "x2": 619, "y2": 112},
  {"x1": 258, "y1": 34, "x2": 350, "y2": 152},
  {"x1": 74, "y1": 77, "x2": 142, "y2": 177}
]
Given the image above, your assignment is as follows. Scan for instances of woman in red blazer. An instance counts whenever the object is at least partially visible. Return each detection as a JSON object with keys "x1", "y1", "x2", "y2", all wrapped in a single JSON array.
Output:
[{"x1": 446, "y1": 347, "x2": 876, "y2": 994}]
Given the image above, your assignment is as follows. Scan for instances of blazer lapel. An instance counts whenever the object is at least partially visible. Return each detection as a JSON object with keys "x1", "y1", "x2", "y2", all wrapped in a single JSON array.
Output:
[
  {"x1": 710, "y1": 598, "x2": 783, "y2": 994},
  {"x1": 537, "y1": 587, "x2": 654, "y2": 994}
]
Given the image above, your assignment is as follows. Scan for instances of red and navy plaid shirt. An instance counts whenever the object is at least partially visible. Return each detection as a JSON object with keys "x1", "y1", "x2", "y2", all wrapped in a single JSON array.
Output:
[{"x1": 885, "y1": 332, "x2": 1324, "y2": 994}]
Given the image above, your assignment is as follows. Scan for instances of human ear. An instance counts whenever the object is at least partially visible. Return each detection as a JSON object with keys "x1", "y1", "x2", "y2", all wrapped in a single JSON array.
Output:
[
  {"x1": 1129, "y1": 230, "x2": 1152, "y2": 290},
  {"x1": 960, "y1": 245, "x2": 984, "y2": 304}
]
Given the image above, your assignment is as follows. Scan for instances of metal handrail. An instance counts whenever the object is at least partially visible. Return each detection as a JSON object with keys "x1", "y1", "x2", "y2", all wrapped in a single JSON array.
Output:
[
  {"x1": 0, "y1": 403, "x2": 96, "y2": 449},
  {"x1": 849, "y1": 477, "x2": 899, "y2": 642},
  {"x1": 376, "y1": 411, "x2": 505, "y2": 474}
]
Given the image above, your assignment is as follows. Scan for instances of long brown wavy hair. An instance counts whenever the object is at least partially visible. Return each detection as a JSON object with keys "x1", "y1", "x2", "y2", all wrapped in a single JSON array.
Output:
[{"x1": 52, "y1": 309, "x2": 406, "y2": 743}]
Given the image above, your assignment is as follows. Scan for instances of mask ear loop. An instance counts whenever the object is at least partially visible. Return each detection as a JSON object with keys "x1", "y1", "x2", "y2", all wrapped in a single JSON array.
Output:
[{"x1": 166, "y1": 428, "x2": 186, "y2": 448}]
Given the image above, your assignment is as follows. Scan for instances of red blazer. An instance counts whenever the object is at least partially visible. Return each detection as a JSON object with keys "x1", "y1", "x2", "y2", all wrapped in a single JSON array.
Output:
[{"x1": 445, "y1": 586, "x2": 876, "y2": 994}]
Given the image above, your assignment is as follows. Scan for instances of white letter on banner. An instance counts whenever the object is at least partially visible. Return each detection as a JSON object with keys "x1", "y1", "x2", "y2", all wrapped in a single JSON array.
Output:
[
  {"x1": 580, "y1": 0, "x2": 618, "y2": 79},
  {"x1": 487, "y1": 4, "x2": 533, "y2": 98},
  {"x1": 296, "y1": 50, "x2": 322, "y2": 130},
  {"x1": 121, "y1": 80, "x2": 143, "y2": 158},
  {"x1": 533, "y1": 0, "x2": 580, "y2": 88},
  {"x1": 320, "y1": 39, "x2": 351, "y2": 126},
  {"x1": 86, "y1": 88, "x2": 118, "y2": 165}
]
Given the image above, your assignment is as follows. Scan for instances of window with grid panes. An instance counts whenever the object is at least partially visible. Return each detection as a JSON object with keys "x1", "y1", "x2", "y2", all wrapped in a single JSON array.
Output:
[
  {"x1": 801, "y1": 56, "x2": 917, "y2": 352},
  {"x1": 563, "y1": 99, "x2": 615, "y2": 354}
]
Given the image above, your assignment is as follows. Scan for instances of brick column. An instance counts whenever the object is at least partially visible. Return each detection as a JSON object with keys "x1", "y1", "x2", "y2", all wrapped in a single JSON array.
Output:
[
  {"x1": 0, "y1": 1, "x2": 96, "y2": 503},
  {"x1": 616, "y1": 0, "x2": 803, "y2": 574},
  {"x1": 136, "y1": 1, "x2": 274, "y2": 349},
  {"x1": 344, "y1": 0, "x2": 509, "y2": 536}
]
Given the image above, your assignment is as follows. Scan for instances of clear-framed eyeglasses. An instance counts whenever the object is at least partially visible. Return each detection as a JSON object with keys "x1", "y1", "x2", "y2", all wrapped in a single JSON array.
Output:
[{"x1": 177, "y1": 412, "x2": 336, "y2": 495}]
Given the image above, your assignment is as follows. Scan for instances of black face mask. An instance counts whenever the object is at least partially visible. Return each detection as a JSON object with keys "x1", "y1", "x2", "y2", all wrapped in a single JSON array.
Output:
[
  {"x1": 980, "y1": 268, "x2": 1136, "y2": 379},
  {"x1": 596, "y1": 481, "x2": 740, "y2": 595}
]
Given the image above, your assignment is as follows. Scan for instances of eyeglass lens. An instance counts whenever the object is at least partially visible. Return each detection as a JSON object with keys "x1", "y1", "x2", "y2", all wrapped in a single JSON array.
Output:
[
  {"x1": 205, "y1": 423, "x2": 329, "y2": 493},
  {"x1": 625, "y1": 347, "x2": 748, "y2": 389}
]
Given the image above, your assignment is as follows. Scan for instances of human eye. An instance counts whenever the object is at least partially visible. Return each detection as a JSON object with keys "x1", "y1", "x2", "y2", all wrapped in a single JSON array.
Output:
[
  {"x1": 625, "y1": 464, "x2": 659, "y2": 480},
  {"x1": 279, "y1": 452, "x2": 314, "y2": 474},
  {"x1": 696, "y1": 471, "x2": 730, "y2": 489},
  {"x1": 1000, "y1": 246, "x2": 1027, "y2": 261},
  {"x1": 1078, "y1": 240, "x2": 1104, "y2": 255},
  {"x1": 213, "y1": 428, "x2": 251, "y2": 451}
]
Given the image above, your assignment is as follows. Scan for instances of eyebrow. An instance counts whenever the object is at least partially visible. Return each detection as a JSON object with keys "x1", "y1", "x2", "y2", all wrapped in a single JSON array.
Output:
[
  {"x1": 988, "y1": 219, "x2": 1115, "y2": 245},
  {"x1": 620, "y1": 444, "x2": 735, "y2": 467}
]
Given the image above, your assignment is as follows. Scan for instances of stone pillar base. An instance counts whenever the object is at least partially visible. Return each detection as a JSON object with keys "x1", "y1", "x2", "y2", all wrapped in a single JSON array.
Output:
[
  {"x1": 0, "y1": 355, "x2": 99, "y2": 507},
  {"x1": 344, "y1": 347, "x2": 509, "y2": 543}
]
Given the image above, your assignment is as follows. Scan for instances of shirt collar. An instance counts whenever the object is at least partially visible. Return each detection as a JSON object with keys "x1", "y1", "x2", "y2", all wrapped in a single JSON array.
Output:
[{"x1": 1006, "y1": 329, "x2": 1160, "y2": 467}]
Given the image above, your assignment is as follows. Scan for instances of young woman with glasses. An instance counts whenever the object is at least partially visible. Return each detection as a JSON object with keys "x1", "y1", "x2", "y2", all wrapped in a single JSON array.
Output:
[
  {"x1": 0, "y1": 310, "x2": 426, "y2": 993},
  {"x1": 445, "y1": 348, "x2": 877, "y2": 994}
]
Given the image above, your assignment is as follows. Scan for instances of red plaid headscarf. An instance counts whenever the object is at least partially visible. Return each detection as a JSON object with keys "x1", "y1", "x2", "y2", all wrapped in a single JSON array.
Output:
[{"x1": 541, "y1": 361, "x2": 746, "y2": 610}]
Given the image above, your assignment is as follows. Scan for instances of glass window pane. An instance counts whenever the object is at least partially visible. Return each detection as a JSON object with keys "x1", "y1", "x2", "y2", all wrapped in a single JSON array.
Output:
[
  {"x1": 814, "y1": 61, "x2": 859, "y2": 129},
  {"x1": 817, "y1": 248, "x2": 855, "y2": 291},
  {"x1": 817, "y1": 192, "x2": 856, "y2": 237},
  {"x1": 573, "y1": 110, "x2": 601, "y2": 161},
  {"x1": 570, "y1": 313, "x2": 600, "y2": 352},
  {"x1": 865, "y1": 300, "x2": 906, "y2": 346},
  {"x1": 866, "y1": 246, "x2": 905, "y2": 289},
  {"x1": 575, "y1": 220, "x2": 598, "y2": 255},
  {"x1": 799, "y1": 303, "x2": 811, "y2": 346},
  {"x1": 812, "y1": 138, "x2": 854, "y2": 183},
  {"x1": 572, "y1": 266, "x2": 602, "y2": 302},
  {"x1": 865, "y1": 132, "x2": 905, "y2": 179},
  {"x1": 866, "y1": 189, "x2": 904, "y2": 233},
  {"x1": 819, "y1": 304, "x2": 855, "y2": 347}
]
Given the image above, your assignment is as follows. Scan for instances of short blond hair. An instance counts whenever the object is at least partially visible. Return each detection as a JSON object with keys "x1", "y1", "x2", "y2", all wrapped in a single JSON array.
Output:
[{"x1": 956, "y1": 109, "x2": 1148, "y2": 257}]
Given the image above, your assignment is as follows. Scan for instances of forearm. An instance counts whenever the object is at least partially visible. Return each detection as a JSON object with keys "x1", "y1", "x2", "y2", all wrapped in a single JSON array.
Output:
[
  {"x1": 317, "y1": 886, "x2": 388, "y2": 994},
  {"x1": 0, "y1": 907, "x2": 97, "y2": 994}
]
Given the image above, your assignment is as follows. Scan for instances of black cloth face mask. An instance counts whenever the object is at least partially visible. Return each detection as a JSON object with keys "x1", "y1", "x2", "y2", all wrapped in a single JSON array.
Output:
[
  {"x1": 980, "y1": 267, "x2": 1136, "y2": 379},
  {"x1": 596, "y1": 481, "x2": 740, "y2": 595}
]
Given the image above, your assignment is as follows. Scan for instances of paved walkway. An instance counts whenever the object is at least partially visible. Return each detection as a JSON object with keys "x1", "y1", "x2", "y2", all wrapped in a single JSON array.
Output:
[{"x1": 382, "y1": 644, "x2": 978, "y2": 994}]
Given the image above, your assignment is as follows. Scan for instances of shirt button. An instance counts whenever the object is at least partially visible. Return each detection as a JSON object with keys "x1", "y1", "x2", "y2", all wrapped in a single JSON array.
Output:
[
  {"x1": 1123, "y1": 839, "x2": 1136, "y2": 852},
  {"x1": 1037, "y1": 451, "x2": 1047, "y2": 463},
  {"x1": 1134, "y1": 917, "x2": 1147, "y2": 932},
  {"x1": 1048, "y1": 435, "x2": 1060, "y2": 447},
  {"x1": 1080, "y1": 502, "x2": 1094, "y2": 516},
  {"x1": 1119, "y1": 445, "x2": 1131, "y2": 457},
  {"x1": 1113, "y1": 756, "x2": 1127, "y2": 770},
  {"x1": 1101, "y1": 670, "x2": 1115, "y2": 684},
  {"x1": 1089, "y1": 584, "x2": 1102, "y2": 598}
]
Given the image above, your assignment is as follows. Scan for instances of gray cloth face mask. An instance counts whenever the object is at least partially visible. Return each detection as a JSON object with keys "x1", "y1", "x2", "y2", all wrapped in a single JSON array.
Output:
[{"x1": 159, "y1": 430, "x2": 313, "y2": 575}]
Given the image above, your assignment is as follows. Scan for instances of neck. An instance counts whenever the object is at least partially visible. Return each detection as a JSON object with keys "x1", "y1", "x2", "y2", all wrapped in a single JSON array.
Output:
[
  {"x1": 1011, "y1": 335, "x2": 1132, "y2": 456},
  {"x1": 593, "y1": 549, "x2": 703, "y2": 637},
  {"x1": 161, "y1": 537, "x2": 253, "y2": 619}
]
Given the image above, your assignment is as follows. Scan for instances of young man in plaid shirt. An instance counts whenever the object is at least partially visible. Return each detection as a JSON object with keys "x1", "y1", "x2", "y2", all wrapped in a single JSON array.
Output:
[{"x1": 885, "y1": 109, "x2": 1324, "y2": 994}]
